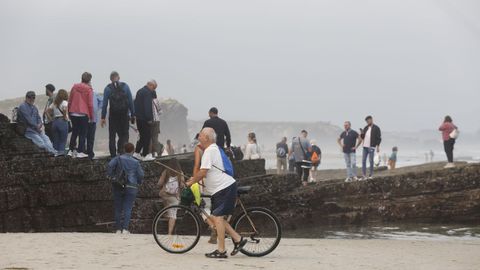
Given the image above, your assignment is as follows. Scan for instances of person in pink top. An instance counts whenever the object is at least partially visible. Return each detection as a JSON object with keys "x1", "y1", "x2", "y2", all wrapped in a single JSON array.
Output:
[
  {"x1": 438, "y1": 115, "x2": 458, "y2": 168},
  {"x1": 68, "y1": 72, "x2": 94, "y2": 158}
]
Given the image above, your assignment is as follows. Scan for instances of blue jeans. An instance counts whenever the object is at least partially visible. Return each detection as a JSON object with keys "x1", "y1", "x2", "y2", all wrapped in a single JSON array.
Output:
[
  {"x1": 25, "y1": 130, "x2": 56, "y2": 154},
  {"x1": 112, "y1": 185, "x2": 138, "y2": 231},
  {"x1": 86, "y1": 122, "x2": 96, "y2": 159},
  {"x1": 362, "y1": 147, "x2": 375, "y2": 177},
  {"x1": 69, "y1": 115, "x2": 89, "y2": 153},
  {"x1": 344, "y1": 152, "x2": 357, "y2": 178},
  {"x1": 52, "y1": 118, "x2": 68, "y2": 154}
]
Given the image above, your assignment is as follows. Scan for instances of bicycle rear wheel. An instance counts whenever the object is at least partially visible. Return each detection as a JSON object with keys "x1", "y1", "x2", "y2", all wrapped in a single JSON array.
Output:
[
  {"x1": 232, "y1": 207, "x2": 282, "y2": 257},
  {"x1": 152, "y1": 205, "x2": 201, "y2": 254}
]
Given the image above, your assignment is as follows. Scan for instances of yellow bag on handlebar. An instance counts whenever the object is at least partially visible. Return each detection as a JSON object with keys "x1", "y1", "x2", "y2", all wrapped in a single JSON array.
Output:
[{"x1": 190, "y1": 183, "x2": 201, "y2": 206}]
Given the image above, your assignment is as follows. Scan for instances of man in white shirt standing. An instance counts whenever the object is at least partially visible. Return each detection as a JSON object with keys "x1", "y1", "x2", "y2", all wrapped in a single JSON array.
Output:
[
  {"x1": 360, "y1": 115, "x2": 382, "y2": 180},
  {"x1": 187, "y1": 127, "x2": 247, "y2": 259}
]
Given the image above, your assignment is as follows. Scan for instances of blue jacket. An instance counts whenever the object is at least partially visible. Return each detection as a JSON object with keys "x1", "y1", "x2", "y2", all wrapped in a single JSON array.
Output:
[
  {"x1": 101, "y1": 82, "x2": 134, "y2": 119},
  {"x1": 92, "y1": 91, "x2": 103, "y2": 123},
  {"x1": 18, "y1": 102, "x2": 42, "y2": 134},
  {"x1": 107, "y1": 154, "x2": 145, "y2": 186},
  {"x1": 134, "y1": 86, "x2": 154, "y2": 121}
]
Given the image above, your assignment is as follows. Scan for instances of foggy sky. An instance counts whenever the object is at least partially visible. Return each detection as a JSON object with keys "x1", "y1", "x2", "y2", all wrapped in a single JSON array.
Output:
[{"x1": 1, "y1": 0, "x2": 479, "y2": 132}]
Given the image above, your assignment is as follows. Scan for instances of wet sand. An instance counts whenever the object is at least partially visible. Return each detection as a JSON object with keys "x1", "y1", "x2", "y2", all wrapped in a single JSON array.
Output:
[{"x1": 1, "y1": 233, "x2": 479, "y2": 270}]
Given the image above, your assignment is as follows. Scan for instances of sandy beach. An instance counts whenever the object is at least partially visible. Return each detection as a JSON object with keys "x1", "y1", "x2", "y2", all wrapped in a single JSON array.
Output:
[{"x1": 1, "y1": 233, "x2": 479, "y2": 270}]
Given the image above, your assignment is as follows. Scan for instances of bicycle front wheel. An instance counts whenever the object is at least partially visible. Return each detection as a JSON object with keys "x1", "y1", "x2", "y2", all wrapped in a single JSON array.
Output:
[
  {"x1": 232, "y1": 207, "x2": 282, "y2": 257},
  {"x1": 152, "y1": 204, "x2": 201, "y2": 254}
]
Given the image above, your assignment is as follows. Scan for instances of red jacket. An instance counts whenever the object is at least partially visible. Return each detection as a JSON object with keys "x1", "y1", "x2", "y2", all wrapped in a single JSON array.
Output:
[
  {"x1": 439, "y1": 122, "x2": 457, "y2": 141},
  {"x1": 69, "y1": 83, "x2": 94, "y2": 120}
]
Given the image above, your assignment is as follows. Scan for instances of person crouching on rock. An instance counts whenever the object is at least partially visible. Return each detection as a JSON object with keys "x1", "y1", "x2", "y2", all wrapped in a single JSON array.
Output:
[
  {"x1": 158, "y1": 159, "x2": 184, "y2": 235},
  {"x1": 107, "y1": 142, "x2": 144, "y2": 234},
  {"x1": 187, "y1": 128, "x2": 247, "y2": 259}
]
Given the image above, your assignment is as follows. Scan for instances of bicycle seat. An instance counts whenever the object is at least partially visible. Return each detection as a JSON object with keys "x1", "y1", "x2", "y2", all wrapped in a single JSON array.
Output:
[{"x1": 237, "y1": 186, "x2": 251, "y2": 195}]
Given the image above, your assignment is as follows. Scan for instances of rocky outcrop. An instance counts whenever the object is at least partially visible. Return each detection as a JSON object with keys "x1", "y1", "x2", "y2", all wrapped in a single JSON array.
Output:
[{"x1": 1, "y1": 113, "x2": 479, "y2": 234}]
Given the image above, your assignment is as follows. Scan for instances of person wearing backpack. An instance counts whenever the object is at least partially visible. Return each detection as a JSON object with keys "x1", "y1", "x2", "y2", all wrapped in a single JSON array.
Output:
[
  {"x1": 289, "y1": 130, "x2": 312, "y2": 185},
  {"x1": 186, "y1": 128, "x2": 247, "y2": 259},
  {"x1": 17, "y1": 91, "x2": 57, "y2": 155},
  {"x1": 276, "y1": 137, "x2": 288, "y2": 174},
  {"x1": 107, "y1": 143, "x2": 144, "y2": 234},
  {"x1": 101, "y1": 71, "x2": 135, "y2": 158},
  {"x1": 310, "y1": 140, "x2": 322, "y2": 182}
]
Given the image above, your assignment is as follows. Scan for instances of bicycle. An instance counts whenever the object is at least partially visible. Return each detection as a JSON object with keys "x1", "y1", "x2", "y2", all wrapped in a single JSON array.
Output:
[{"x1": 152, "y1": 185, "x2": 282, "y2": 257}]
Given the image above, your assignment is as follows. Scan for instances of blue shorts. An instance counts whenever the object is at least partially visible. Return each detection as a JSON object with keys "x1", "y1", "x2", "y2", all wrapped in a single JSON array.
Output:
[{"x1": 211, "y1": 183, "x2": 237, "y2": 217}]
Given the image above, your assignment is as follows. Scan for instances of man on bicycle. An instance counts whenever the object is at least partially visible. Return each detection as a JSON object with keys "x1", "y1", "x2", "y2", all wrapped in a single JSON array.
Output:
[{"x1": 187, "y1": 127, "x2": 247, "y2": 259}]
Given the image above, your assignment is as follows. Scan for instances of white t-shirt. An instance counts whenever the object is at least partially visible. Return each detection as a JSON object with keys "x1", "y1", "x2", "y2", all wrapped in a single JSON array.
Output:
[
  {"x1": 363, "y1": 127, "x2": 372, "y2": 148},
  {"x1": 49, "y1": 100, "x2": 68, "y2": 118},
  {"x1": 245, "y1": 143, "x2": 261, "y2": 160},
  {"x1": 201, "y1": 144, "x2": 236, "y2": 195}
]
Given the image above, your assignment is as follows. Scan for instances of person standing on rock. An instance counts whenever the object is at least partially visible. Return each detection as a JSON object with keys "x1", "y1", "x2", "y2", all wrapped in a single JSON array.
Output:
[
  {"x1": 85, "y1": 90, "x2": 103, "y2": 159},
  {"x1": 47, "y1": 89, "x2": 70, "y2": 155},
  {"x1": 42, "y1": 83, "x2": 56, "y2": 141},
  {"x1": 197, "y1": 107, "x2": 232, "y2": 151},
  {"x1": 101, "y1": 71, "x2": 135, "y2": 158},
  {"x1": 133, "y1": 80, "x2": 157, "y2": 161},
  {"x1": 68, "y1": 72, "x2": 94, "y2": 159},
  {"x1": 107, "y1": 142, "x2": 144, "y2": 234},
  {"x1": 309, "y1": 140, "x2": 322, "y2": 182},
  {"x1": 17, "y1": 91, "x2": 57, "y2": 155},
  {"x1": 360, "y1": 116, "x2": 381, "y2": 180},
  {"x1": 149, "y1": 90, "x2": 163, "y2": 158},
  {"x1": 186, "y1": 128, "x2": 247, "y2": 259},
  {"x1": 289, "y1": 130, "x2": 312, "y2": 185},
  {"x1": 244, "y1": 132, "x2": 261, "y2": 160},
  {"x1": 439, "y1": 115, "x2": 458, "y2": 168},
  {"x1": 337, "y1": 121, "x2": 361, "y2": 182},
  {"x1": 276, "y1": 137, "x2": 289, "y2": 174}
]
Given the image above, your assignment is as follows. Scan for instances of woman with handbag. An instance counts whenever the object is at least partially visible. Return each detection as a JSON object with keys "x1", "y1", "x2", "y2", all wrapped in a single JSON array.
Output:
[
  {"x1": 48, "y1": 89, "x2": 70, "y2": 156},
  {"x1": 158, "y1": 159, "x2": 185, "y2": 235},
  {"x1": 439, "y1": 115, "x2": 458, "y2": 168}
]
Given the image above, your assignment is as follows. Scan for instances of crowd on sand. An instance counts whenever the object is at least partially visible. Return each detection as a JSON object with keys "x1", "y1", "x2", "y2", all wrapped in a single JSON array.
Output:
[{"x1": 11, "y1": 70, "x2": 460, "y2": 259}]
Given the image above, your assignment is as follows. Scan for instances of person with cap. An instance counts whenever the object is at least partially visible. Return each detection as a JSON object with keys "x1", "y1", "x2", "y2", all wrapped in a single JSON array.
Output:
[
  {"x1": 196, "y1": 107, "x2": 232, "y2": 150},
  {"x1": 133, "y1": 80, "x2": 157, "y2": 161},
  {"x1": 17, "y1": 91, "x2": 57, "y2": 155},
  {"x1": 68, "y1": 72, "x2": 94, "y2": 159},
  {"x1": 101, "y1": 71, "x2": 135, "y2": 158},
  {"x1": 360, "y1": 115, "x2": 382, "y2": 180},
  {"x1": 43, "y1": 83, "x2": 56, "y2": 141}
]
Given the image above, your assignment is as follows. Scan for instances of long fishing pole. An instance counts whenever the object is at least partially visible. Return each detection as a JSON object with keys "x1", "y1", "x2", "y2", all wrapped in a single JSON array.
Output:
[{"x1": 154, "y1": 160, "x2": 205, "y2": 187}]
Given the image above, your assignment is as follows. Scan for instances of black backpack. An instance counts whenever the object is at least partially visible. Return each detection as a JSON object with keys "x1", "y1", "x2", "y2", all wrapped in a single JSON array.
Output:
[
  {"x1": 109, "y1": 83, "x2": 129, "y2": 114},
  {"x1": 112, "y1": 156, "x2": 128, "y2": 189}
]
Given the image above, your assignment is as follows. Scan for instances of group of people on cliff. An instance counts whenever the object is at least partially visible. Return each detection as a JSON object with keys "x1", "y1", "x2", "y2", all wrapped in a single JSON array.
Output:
[{"x1": 14, "y1": 71, "x2": 166, "y2": 160}]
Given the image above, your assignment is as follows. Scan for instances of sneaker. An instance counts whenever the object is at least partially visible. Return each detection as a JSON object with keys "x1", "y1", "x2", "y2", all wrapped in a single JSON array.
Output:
[
  {"x1": 359, "y1": 176, "x2": 367, "y2": 181},
  {"x1": 133, "y1": 153, "x2": 143, "y2": 160},
  {"x1": 231, "y1": 237, "x2": 248, "y2": 256},
  {"x1": 152, "y1": 152, "x2": 158, "y2": 158},
  {"x1": 205, "y1": 250, "x2": 228, "y2": 259},
  {"x1": 115, "y1": 230, "x2": 122, "y2": 234},
  {"x1": 345, "y1": 177, "x2": 352, "y2": 183},
  {"x1": 122, "y1": 230, "x2": 130, "y2": 234},
  {"x1": 143, "y1": 154, "x2": 155, "y2": 161},
  {"x1": 76, "y1": 152, "x2": 89, "y2": 159},
  {"x1": 67, "y1": 150, "x2": 77, "y2": 158},
  {"x1": 367, "y1": 176, "x2": 373, "y2": 180},
  {"x1": 444, "y1": 163, "x2": 455, "y2": 168},
  {"x1": 352, "y1": 176, "x2": 359, "y2": 181}
]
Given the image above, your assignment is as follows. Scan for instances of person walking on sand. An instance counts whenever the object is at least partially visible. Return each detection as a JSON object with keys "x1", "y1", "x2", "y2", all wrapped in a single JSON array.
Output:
[
  {"x1": 165, "y1": 139, "x2": 175, "y2": 155},
  {"x1": 187, "y1": 128, "x2": 247, "y2": 259},
  {"x1": 289, "y1": 130, "x2": 312, "y2": 185},
  {"x1": 101, "y1": 71, "x2": 135, "y2": 158},
  {"x1": 337, "y1": 121, "x2": 362, "y2": 182},
  {"x1": 244, "y1": 132, "x2": 261, "y2": 160},
  {"x1": 133, "y1": 80, "x2": 157, "y2": 161},
  {"x1": 158, "y1": 159, "x2": 184, "y2": 235},
  {"x1": 107, "y1": 143, "x2": 144, "y2": 234},
  {"x1": 439, "y1": 115, "x2": 458, "y2": 168},
  {"x1": 276, "y1": 137, "x2": 289, "y2": 174},
  {"x1": 68, "y1": 72, "x2": 94, "y2": 159},
  {"x1": 360, "y1": 116, "x2": 381, "y2": 180}
]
